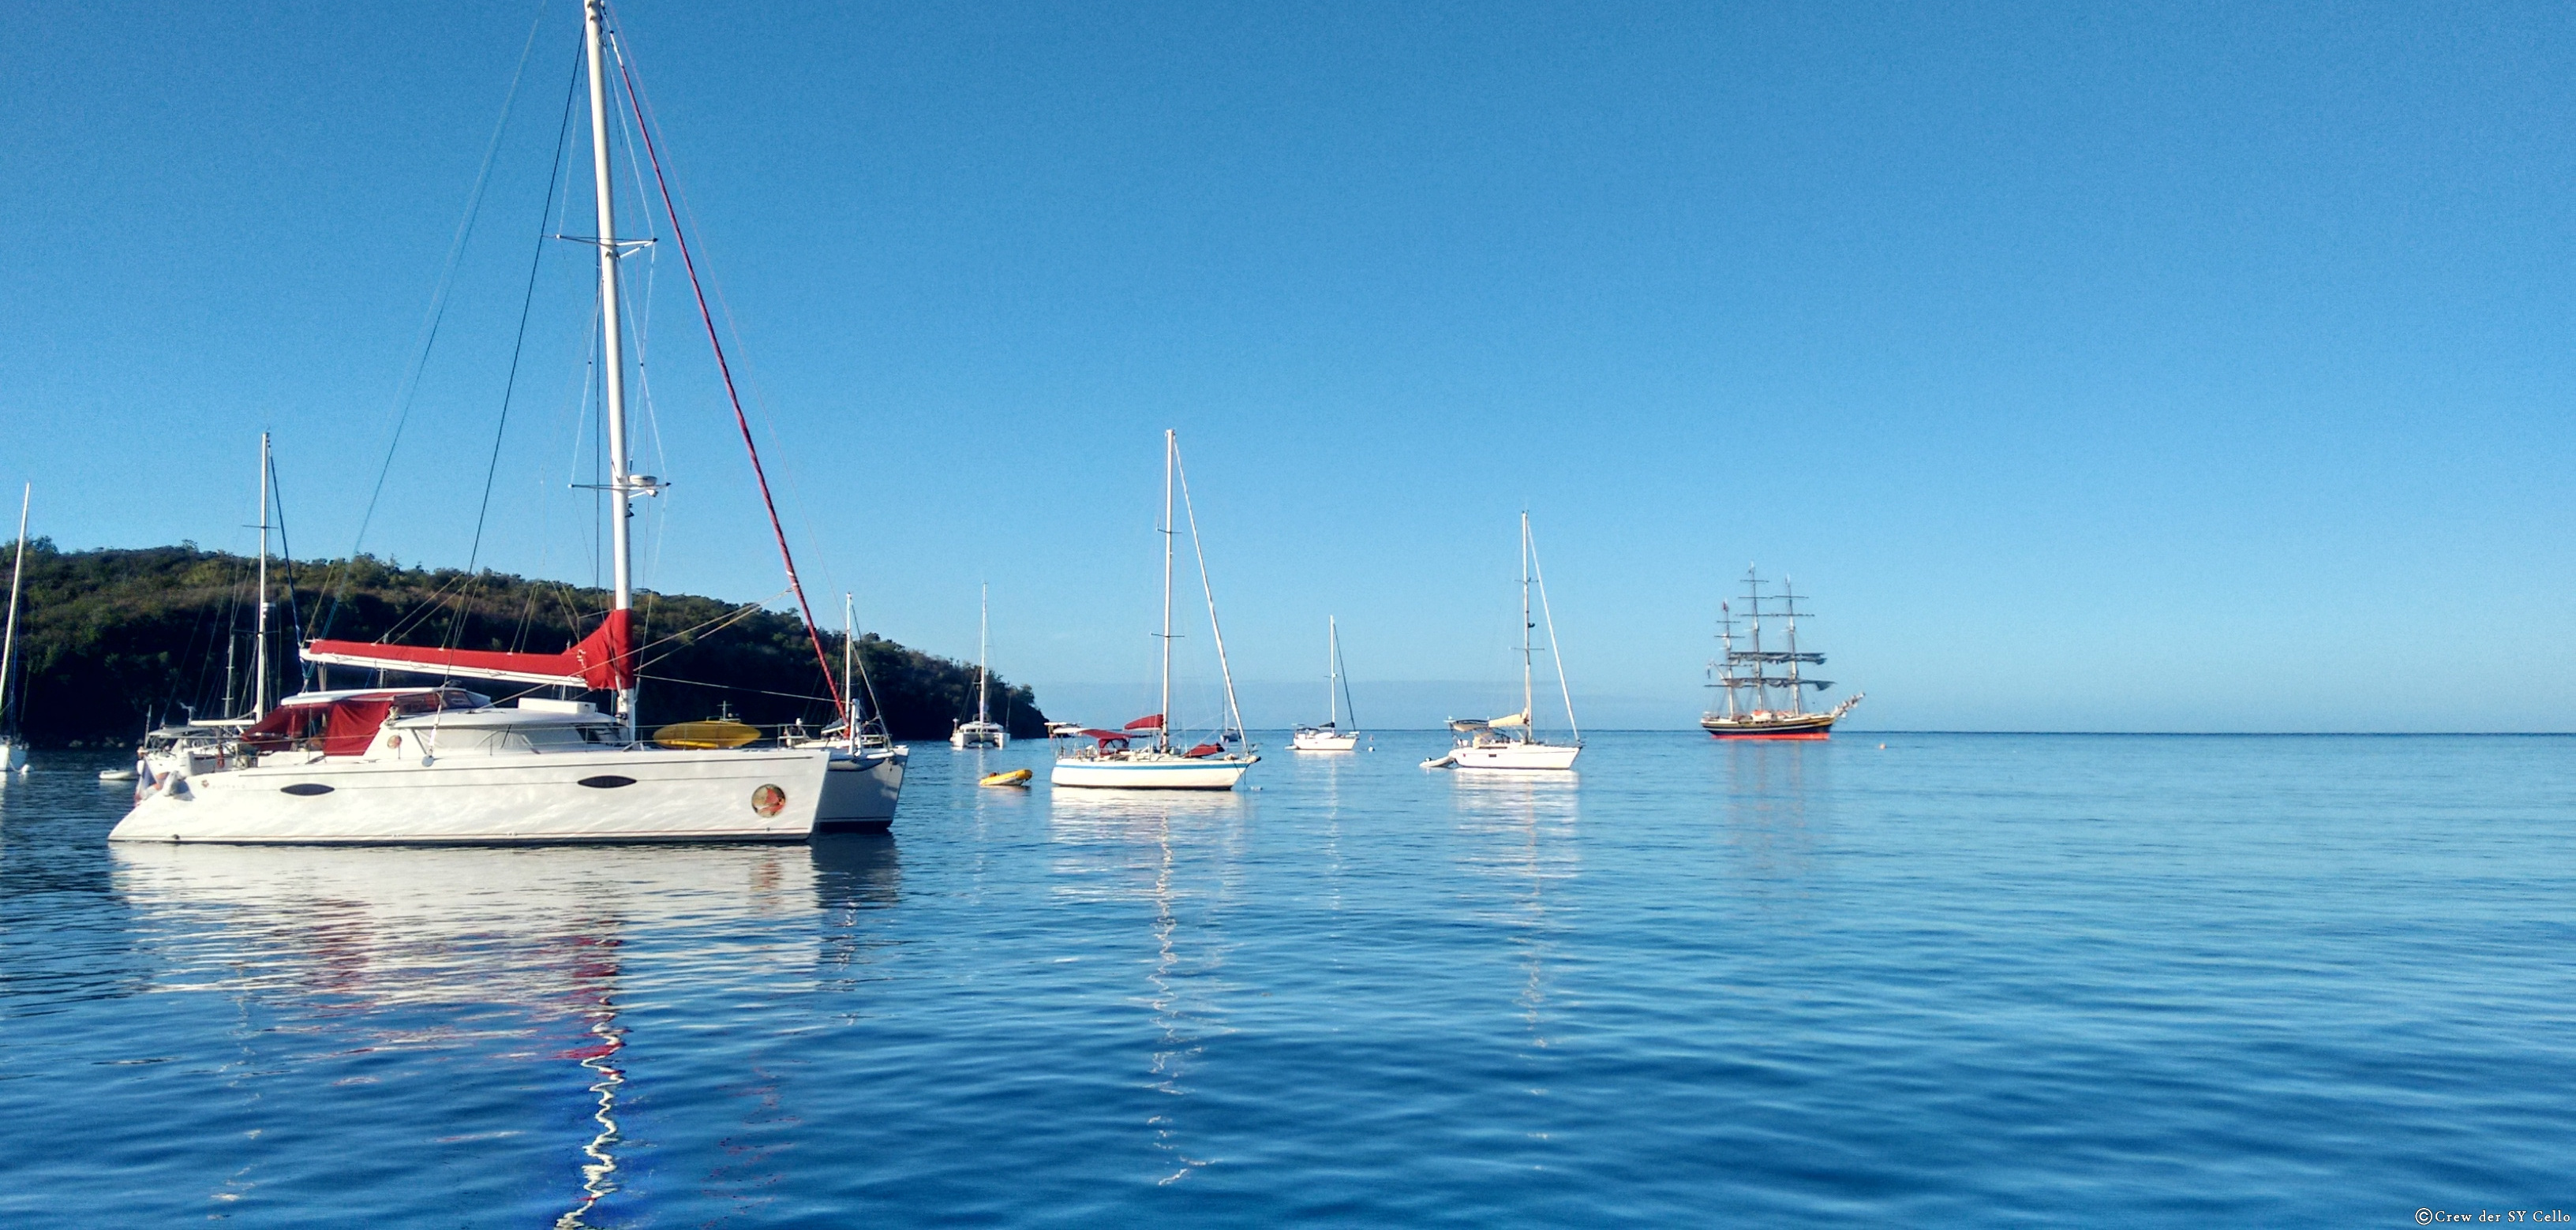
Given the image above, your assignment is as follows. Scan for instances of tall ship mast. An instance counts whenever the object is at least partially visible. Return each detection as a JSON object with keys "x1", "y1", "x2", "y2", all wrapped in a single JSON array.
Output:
[{"x1": 1700, "y1": 566, "x2": 1863, "y2": 740}]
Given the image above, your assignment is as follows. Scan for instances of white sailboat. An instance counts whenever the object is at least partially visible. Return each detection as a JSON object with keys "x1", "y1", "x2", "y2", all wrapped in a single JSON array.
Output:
[
  {"x1": 1290, "y1": 616, "x2": 1360, "y2": 752},
  {"x1": 110, "y1": 1, "x2": 889, "y2": 844},
  {"x1": 949, "y1": 583, "x2": 1006, "y2": 748},
  {"x1": 1050, "y1": 431, "x2": 1258, "y2": 791},
  {"x1": 782, "y1": 593, "x2": 908, "y2": 818},
  {"x1": 0, "y1": 484, "x2": 31, "y2": 776},
  {"x1": 1424, "y1": 512, "x2": 1582, "y2": 772}
]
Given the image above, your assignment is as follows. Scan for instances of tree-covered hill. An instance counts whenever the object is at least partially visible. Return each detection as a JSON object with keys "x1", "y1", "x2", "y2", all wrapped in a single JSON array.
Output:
[{"x1": 0, "y1": 542, "x2": 1046, "y2": 747}]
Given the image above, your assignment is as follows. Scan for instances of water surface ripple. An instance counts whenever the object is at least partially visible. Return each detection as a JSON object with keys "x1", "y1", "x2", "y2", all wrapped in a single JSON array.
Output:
[{"x1": 2, "y1": 734, "x2": 2569, "y2": 1224}]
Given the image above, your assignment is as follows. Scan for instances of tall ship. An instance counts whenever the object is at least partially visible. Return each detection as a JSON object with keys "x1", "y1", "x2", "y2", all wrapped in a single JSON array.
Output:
[{"x1": 1700, "y1": 567, "x2": 1862, "y2": 740}]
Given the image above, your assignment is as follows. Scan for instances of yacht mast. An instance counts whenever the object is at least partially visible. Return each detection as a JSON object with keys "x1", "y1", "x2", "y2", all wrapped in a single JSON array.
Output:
[
  {"x1": 0, "y1": 486, "x2": 24, "y2": 735},
  {"x1": 1326, "y1": 616, "x2": 1339, "y2": 727},
  {"x1": 842, "y1": 592, "x2": 856, "y2": 740},
  {"x1": 976, "y1": 582, "x2": 990, "y2": 727},
  {"x1": 253, "y1": 432, "x2": 271, "y2": 720},
  {"x1": 585, "y1": 0, "x2": 638, "y2": 735},
  {"x1": 1159, "y1": 429, "x2": 1174, "y2": 754},
  {"x1": 1519, "y1": 512, "x2": 1535, "y2": 724}
]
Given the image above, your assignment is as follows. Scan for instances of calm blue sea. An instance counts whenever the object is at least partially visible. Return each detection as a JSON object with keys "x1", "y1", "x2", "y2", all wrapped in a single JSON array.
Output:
[{"x1": 2, "y1": 733, "x2": 2570, "y2": 1226}]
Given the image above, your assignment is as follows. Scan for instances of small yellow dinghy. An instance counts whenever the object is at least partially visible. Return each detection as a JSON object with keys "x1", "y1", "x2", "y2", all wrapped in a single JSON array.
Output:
[
  {"x1": 652, "y1": 720, "x2": 762, "y2": 750},
  {"x1": 979, "y1": 768, "x2": 1033, "y2": 788}
]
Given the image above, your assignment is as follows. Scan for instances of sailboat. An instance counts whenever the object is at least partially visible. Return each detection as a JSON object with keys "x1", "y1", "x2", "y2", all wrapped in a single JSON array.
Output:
[
  {"x1": 110, "y1": 1, "x2": 889, "y2": 843},
  {"x1": 949, "y1": 584, "x2": 1006, "y2": 748},
  {"x1": 0, "y1": 485, "x2": 31, "y2": 776},
  {"x1": 1423, "y1": 513, "x2": 1582, "y2": 772},
  {"x1": 1290, "y1": 616, "x2": 1360, "y2": 752},
  {"x1": 781, "y1": 593, "x2": 907, "y2": 819},
  {"x1": 1701, "y1": 566, "x2": 1862, "y2": 738},
  {"x1": 1050, "y1": 431, "x2": 1258, "y2": 791},
  {"x1": 131, "y1": 436, "x2": 283, "y2": 793}
]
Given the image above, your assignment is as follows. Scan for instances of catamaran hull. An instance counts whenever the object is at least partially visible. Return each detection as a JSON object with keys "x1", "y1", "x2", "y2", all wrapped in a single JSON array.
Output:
[
  {"x1": 820, "y1": 751, "x2": 906, "y2": 833},
  {"x1": 1050, "y1": 759, "x2": 1252, "y2": 790},
  {"x1": 107, "y1": 747, "x2": 884, "y2": 845},
  {"x1": 1290, "y1": 733, "x2": 1358, "y2": 752}
]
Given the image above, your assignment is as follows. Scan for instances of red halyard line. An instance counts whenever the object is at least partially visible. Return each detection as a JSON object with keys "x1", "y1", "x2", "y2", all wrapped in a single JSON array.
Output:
[{"x1": 611, "y1": 39, "x2": 845, "y2": 725}]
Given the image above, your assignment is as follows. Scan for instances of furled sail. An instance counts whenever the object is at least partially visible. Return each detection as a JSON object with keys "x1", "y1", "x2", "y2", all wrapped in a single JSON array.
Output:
[
  {"x1": 302, "y1": 610, "x2": 635, "y2": 690},
  {"x1": 1489, "y1": 710, "x2": 1530, "y2": 728}
]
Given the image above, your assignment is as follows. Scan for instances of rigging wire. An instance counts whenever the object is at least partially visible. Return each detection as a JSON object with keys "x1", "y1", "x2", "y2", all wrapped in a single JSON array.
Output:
[
  {"x1": 605, "y1": 13, "x2": 845, "y2": 723},
  {"x1": 1173, "y1": 445, "x2": 1248, "y2": 742},
  {"x1": 316, "y1": 0, "x2": 551, "y2": 641},
  {"x1": 443, "y1": 39, "x2": 588, "y2": 670}
]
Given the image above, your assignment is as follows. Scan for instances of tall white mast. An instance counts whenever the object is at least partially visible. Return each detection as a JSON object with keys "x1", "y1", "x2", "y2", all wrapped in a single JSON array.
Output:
[
  {"x1": 1519, "y1": 512, "x2": 1535, "y2": 725},
  {"x1": 842, "y1": 592, "x2": 856, "y2": 741},
  {"x1": 1326, "y1": 616, "x2": 1339, "y2": 727},
  {"x1": 253, "y1": 432, "x2": 271, "y2": 719},
  {"x1": 585, "y1": 0, "x2": 637, "y2": 735},
  {"x1": 1159, "y1": 430, "x2": 1174, "y2": 754},
  {"x1": 0, "y1": 485, "x2": 25, "y2": 735},
  {"x1": 976, "y1": 582, "x2": 990, "y2": 726}
]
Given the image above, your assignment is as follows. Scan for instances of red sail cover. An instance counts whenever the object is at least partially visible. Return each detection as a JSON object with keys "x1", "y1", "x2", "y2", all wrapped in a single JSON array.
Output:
[
  {"x1": 303, "y1": 610, "x2": 635, "y2": 690},
  {"x1": 1124, "y1": 713, "x2": 1165, "y2": 731}
]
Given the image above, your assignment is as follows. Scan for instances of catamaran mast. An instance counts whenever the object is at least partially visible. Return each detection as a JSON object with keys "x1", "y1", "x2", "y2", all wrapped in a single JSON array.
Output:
[
  {"x1": 1159, "y1": 429, "x2": 1174, "y2": 754},
  {"x1": 977, "y1": 582, "x2": 990, "y2": 727},
  {"x1": 585, "y1": 0, "x2": 637, "y2": 735},
  {"x1": 0, "y1": 486, "x2": 24, "y2": 736},
  {"x1": 253, "y1": 432, "x2": 271, "y2": 720}
]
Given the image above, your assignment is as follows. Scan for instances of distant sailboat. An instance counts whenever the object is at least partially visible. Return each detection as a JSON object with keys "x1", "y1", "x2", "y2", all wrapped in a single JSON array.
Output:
[
  {"x1": 1050, "y1": 431, "x2": 1258, "y2": 790},
  {"x1": 950, "y1": 584, "x2": 1006, "y2": 748},
  {"x1": 0, "y1": 484, "x2": 31, "y2": 776},
  {"x1": 1424, "y1": 512, "x2": 1581, "y2": 772},
  {"x1": 1290, "y1": 616, "x2": 1360, "y2": 752},
  {"x1": 1700, "y1": 567, "x2": 1862, "y2": 739}
]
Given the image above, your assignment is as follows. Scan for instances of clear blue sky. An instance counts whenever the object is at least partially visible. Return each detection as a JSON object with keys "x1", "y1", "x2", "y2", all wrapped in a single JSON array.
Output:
[{"x1": 5, "y1": 0, "x2": 2571, "y2": 731}]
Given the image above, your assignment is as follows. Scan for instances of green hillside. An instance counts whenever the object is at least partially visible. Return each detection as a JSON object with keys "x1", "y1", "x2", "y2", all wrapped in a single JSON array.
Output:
[{"x1": 0, "y1": 542, "x2": 1046, "y2": 747}]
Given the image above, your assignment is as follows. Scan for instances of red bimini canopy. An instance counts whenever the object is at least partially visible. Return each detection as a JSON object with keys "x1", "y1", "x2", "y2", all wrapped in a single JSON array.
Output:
[
  {"x1": 303, "y1": 610, "x2": 635, "y2": 691},
  {"x1": 240, "y1": 688, "x2": 485, "y2": 757},
  {"x1": 1077, "y1": 729, "x2": 1133, "y2": 745}
]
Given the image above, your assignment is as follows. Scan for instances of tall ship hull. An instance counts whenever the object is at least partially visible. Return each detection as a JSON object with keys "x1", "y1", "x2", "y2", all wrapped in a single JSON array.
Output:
[{"x1": 1700, "y1": 708, "x2": 1845, "y2": 740}]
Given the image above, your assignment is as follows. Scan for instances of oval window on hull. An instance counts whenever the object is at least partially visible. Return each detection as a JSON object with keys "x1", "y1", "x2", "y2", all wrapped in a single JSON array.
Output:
[
  {"x1": 279, "y1": 783, "x2": 333, "y2": 796},
  {"x1": 577, "y1": 775, "x2": 638, "y2": 789}
]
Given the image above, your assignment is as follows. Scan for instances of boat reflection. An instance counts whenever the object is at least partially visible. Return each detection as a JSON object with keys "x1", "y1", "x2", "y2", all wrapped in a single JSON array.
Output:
[
  {"x1": 1714, "y1": 739, "x2": 1825, "y2": 888},
  {"x1": 1043, "y1": 798, "x2": 1240, "y2": 1185},
  {"x1": 108, "y1": 840, "x2": 892, "y2": 1224},
  {"x1": 1450, "y1": 767, "x2": 1581, "y2": 1047}
]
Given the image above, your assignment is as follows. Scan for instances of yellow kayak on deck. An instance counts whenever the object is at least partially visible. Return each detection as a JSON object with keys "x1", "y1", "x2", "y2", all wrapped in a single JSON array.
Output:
[
  {"x1": 979, "y1": 768, "x2": 1033, "y2": 787},
  {"x1": 652, "y1": 720, "x2": 762, "y2": 750}
]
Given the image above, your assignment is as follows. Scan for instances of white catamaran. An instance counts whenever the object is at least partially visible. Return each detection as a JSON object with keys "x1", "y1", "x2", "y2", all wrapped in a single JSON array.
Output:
[
  {"x1": 1050, "y1": 431, "x2": 1258, "y2": 790},
  {"x1": 110, "y1": 0, "x2": 893, "y2": 843},
  {"x1": 1424, "y1": 512, "x2": 1582, "y2": 772},
  {"x1": 0, "y1": 484, "x2": 31, "y2": 776},
  {"x1": 950, "y1": 584, "x2": 1006, "y2": 748},
  {"x1": 1290, "y1": 616, "x2": 1361, "y2": 752}
]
